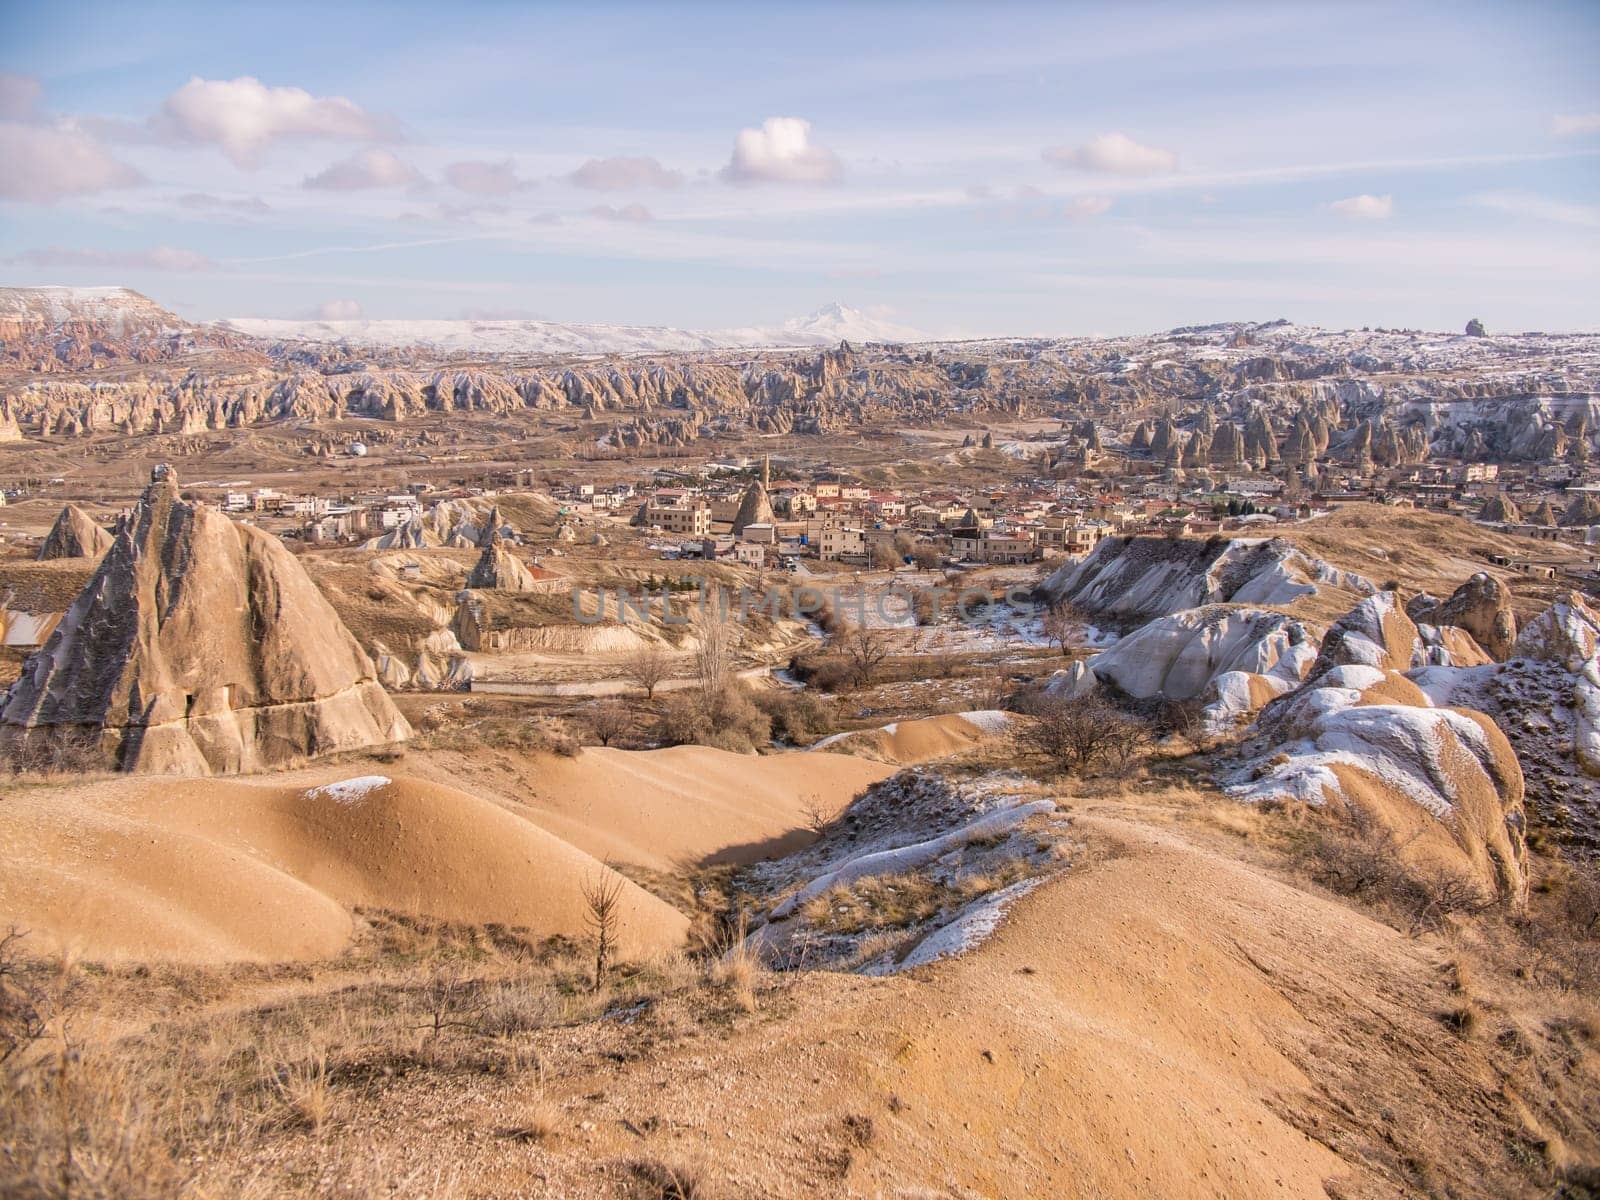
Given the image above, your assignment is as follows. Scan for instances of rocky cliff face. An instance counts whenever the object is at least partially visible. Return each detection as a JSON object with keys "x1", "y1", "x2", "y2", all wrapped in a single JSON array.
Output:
[{"x1": 0, "y1": 466, "x2": 410, "y2": 775}]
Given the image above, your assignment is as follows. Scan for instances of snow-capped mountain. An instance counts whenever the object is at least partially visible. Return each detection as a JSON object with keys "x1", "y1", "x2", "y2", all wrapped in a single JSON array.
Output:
[
  {"x1": 216, "y1": 302, "x2": 924, "y2": 356},
  {"x1": 769, "y1": 302, "x2": 926, "y2": 346}
]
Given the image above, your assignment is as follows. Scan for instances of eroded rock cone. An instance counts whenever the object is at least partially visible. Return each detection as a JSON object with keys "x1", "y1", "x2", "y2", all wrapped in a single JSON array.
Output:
[
  {"x1": 0, "y1": 466, "x2": 410, "y2": 775},
  {"x1": 37, "y1": 503, "x2": 112, "y2": 560},
  {"x1": 731, "y1": 480, "x2": 775, "y2": 535},
  {"x1": 1409, "y1": 572, "x2": 1518, "y2": 661},
  {"x1": 466, "y1": 534, "x2": 536, "y2": 591},
  {"x1": 1479, "y1": 494, "x2": 1520, "y2": 524},
  {"x1": 1308, "y1": 590, "x2": 1420, "y2": 678}
]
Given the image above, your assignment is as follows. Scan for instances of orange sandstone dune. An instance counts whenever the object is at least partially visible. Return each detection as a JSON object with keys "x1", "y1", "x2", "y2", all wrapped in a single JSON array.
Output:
[
  {"x1": 0, "y1": 774, "x2": 686, "y2": 963},
  {"x1": 408, "y1": 742, "x2": 897, "y2": 871},
  {"x1": 812, "y1": 710, "x2": 1013, "y2": 765}
]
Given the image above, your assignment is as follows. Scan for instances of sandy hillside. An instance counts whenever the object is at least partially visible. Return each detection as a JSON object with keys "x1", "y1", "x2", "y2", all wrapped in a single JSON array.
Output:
[
  {"x1": 407, "y1": 743, "x2": 896, "y2": 871},
  {"x1": 812, "y1": 710, "x2": 1015, "y2": 765},
  {"x1": 0, "y1": 773, "x2": 686, "y2": 963},
  {"x1": 154, "y1": 803, "x2": 1598, "y2": 1199}
]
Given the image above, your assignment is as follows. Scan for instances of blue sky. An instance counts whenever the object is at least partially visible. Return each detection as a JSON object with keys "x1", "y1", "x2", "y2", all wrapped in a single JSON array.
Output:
[{"x1": 1, "y1": 0, "x2": 1596, "y2": 335}]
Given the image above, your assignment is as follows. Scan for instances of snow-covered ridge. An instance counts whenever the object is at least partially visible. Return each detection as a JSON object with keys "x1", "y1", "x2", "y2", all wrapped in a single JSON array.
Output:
[
  {"x1": 217, "y1": 302, "x2": 923, "y2": 357},
  {"x1": 0, "y1": 286, "x2": 187, "y2": 334},
  {"x1": 1040, "y1": 535, "x2": 1375, "y2": 619}
]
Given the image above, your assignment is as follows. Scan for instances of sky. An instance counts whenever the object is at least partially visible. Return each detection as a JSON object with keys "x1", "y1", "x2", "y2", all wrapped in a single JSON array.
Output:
[{"x1": 0, "y1": 0, "x2": 1597, "y2": 337}]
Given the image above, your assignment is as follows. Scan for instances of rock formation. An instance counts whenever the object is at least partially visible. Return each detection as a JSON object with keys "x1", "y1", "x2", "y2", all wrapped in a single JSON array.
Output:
[
  {"x1": 466, "y1": 530, "x2": 537, "y2": 591},
  {"x1": 37, "y1": 504, "x2": 113, "y2": 561},
  {"x1": 1085, "y1": 604, "x2": 1317, "y2": 730},
  {"x1": 0, "y1": 466, "x2": 410, "y2": 775},
  {"x1": 1561, "y1": 492, "x2": 1600, "y2": 527},
  {"x1": 1407, "y1": 573, "x2": 1517, "y2": 661},
  {"x1": 1479, "y1": 493, "x2": 1520, "y2": 524},
  {"x1": 1040, "y1": 534, "x2": 1374, "y2": 619},
  {"x1": 1308, "y1": 590, "x2": 1422, "y2": 677},
  {"x1": 731, "y1": 480, "x2": 775, "y2": 535},
  {"x1": 1512, "y1": 591, "x2": 1600, "y2": 671},
  {"x1": 1230, "y1": 663, "x2": 1528, "y2": 903}
]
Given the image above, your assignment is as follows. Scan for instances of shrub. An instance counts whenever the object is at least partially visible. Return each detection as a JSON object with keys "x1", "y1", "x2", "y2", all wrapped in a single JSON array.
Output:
[
  {"x1": 654, "y1": 693, "x2": 709, "y2": 746},
  {"x1": 1012, "y1": 693, "x2": 1153, "y2": 774},
  {"x1": 654, "y1": 685, "x2": 770, "y2": 753},
  {"x1": 1299, "y1": 810, "x2": 1490, "y2": 933},
  {"x1": 757, "y1": 689, "x2": 835, "y2": 745},
  {"x1": 583, "y1": 701, "x2": 632, "y2": 748}
]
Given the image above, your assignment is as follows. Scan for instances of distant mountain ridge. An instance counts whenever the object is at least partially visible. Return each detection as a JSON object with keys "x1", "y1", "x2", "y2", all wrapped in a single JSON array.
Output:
[
  {"x1": 217, "y1": 300, "x2": 925, "y2": 356},
  {"x1": 0, "y1": 286, "x2": 257, "y2": 373}
]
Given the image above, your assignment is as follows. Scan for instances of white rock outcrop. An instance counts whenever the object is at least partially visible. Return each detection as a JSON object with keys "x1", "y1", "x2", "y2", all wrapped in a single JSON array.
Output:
[{"x1": 1040, "y1": 535, "x2": 1373, "y2": 619}]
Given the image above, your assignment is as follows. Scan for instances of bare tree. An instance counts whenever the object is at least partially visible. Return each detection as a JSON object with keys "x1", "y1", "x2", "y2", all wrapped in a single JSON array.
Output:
[
  {"x1": 622, "y1": 646, "x2": 671, "y2": 701},
  {"x1": 1040, "y1": 607, "x2": 1074, "y2": 656},
  {"x1": 585, "y1": 701, "x2": 631, "y2": 748},
  {"x1": 836, "y1": 625, "x2": 891, "y2": 689},
  {"x1": 695, "y1": 619, "x2": 731, "y2": 698},
  {"x1": 800, "y1": 792, "x2": 830, "y2": 837},
  {"x1": 0, "y1": 927, "x2": 46, "y2": 1063},
  {"x1": 581, "y1": 870, "x2": 626, "y2": 994}
]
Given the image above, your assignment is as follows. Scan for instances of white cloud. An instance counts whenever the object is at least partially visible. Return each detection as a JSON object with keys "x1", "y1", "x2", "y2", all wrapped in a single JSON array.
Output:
[
  {"x1": 1472, "y1": 190, "x2": 1598, "y2": 228},
  {"x1": 315, "y1": 299, "x2": 363, "y2": 319},
  {"x1": 0, "y1": 120, "x2": 141, "y2": 202},
  {"x1": 1043, "y1": 132, "x2": 1177, "y2": 175},
  {"x1": 569, "y1": 155, "x2": 683, "y2": 190},
  {"x1": 444, "y1": 160, "x2": 532, "y2": 195},
  {"x1": 1064, "y1": 195, "x2": 1113, "y2": 220},
  {"x1": 589, "y1": 203, "x2": 653, "y2": 222},
  {"x1": 304, "y1": 149, "x2": 418, "y2": 191},
  {"x1": 157, "y1": 76, "x2": 390, "y2": 167},
  {"x1": 0, "y1": 72, "x2": 42, "y2": 120},
  {"x1": 1552, "y1": 113, "x2": 1600, "y2": 137},
  {"x1": 9, "y1": 245, "x2": 215, "y2": 271},
  {"x1": 720, "y1": 117, "x2": 841, "y2": 184},
  {"x1": 1330, "y1": 193, "x2": 1394, "y2": 220}
]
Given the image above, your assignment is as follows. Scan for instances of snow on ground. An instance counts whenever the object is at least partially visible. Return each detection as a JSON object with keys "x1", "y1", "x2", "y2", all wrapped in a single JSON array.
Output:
[
  {"x1": 875, "y1": 878, "x2": 1046, "y2": 973},
  {"x1": 772, "y1": 799, "x2": 1056, "y2": 918},
  {"x1": 305, "y1": 776, "x2": 391, "y2": 806},
  {"x1": 958, "y1": 709, "x2": 1014, "y2": 735}
]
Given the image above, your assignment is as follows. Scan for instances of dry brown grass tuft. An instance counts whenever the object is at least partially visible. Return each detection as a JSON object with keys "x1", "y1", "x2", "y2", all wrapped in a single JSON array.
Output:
[
  {"x1": 707, "y1": 914, "x2": 764, "y2": 1013},
  {"x1": 268, "y1": 1048, "x2": 334, "y2": 1132},
  {"x1": 626, "y1": 1155, "x2": 713, "y2": 1199},
  {"x1": 503, "y1": 1090, "x2": 563, "y2": 1143}
]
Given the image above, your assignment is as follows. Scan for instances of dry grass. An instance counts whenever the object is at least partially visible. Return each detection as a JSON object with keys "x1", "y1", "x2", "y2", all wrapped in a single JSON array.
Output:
[
  {"x1": 503, "y1": 1089, "x2": 563, "y2": 1143},
  {"x1": 626, "y1": 1155, "x2": 713, "y2": 1199},
  {"x1": 0, "y1": 909, "x2": 767, "y2": 1199},
  {"x1": 705, "y1": 914, "x2": 765, "y2": 1013},
  {"x1": 268, "y1": 1048, "x2": 334, "y2": 1132}
]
